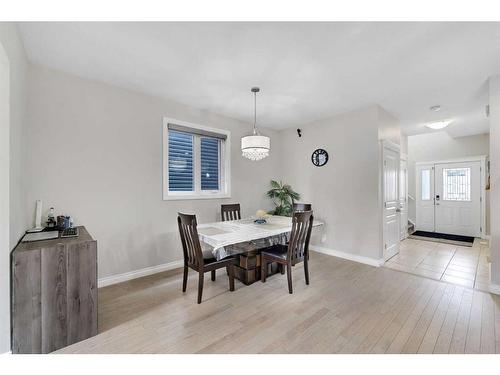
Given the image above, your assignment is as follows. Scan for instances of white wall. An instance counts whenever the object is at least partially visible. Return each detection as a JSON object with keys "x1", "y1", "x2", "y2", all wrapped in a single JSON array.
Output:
[
  {"x1": 489, "y1": 76, "x2": 500, "y2": 286},
  {"x1": 400, "y1": 133, "x2": 408, "y2": 156},
  {"x1": 25, "y1": 65, "x2": 282, "y2": 280},
  {"x1": 0, "y1": 24, "x2": 29, "y2": 249},
  {"x1": 0, "y1": 33, "x2": 10, "y2": 356},
  {"x1": 0, "y1": 23, "x2": 28, "y2": 354},
  {"x1": 278, "y1": 105, "x2": 385, "y2": 262},
  {"x1": 378, "y1": 105, "x2": 401, "y2": 144},
  {"x1": 407, "y1": 131, "x2": 490, "y2": 229}
]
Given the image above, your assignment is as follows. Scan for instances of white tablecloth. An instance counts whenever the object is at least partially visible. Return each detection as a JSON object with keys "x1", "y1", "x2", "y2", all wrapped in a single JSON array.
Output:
[{"x1": 197, "y1": 215, "x2": 323, "y2": 260}]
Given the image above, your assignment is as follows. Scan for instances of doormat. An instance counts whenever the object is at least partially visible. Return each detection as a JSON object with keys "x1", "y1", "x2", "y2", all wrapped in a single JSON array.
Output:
[{"x1": 409, "y1": 231, "x2": 474, "y2": 247}]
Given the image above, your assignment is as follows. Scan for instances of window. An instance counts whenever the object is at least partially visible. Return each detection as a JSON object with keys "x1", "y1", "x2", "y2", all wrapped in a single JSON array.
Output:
[
  {"x1": 421, "y1": 169, "x2": 431, "y2": 200},
  {"x1": 168, "y1": 131, "x2": 194, "y2": 192},
  {"x1": 443, "y1": 168, "x2": 471, "y2": 201},
  {"x1": 200, "y1": 137, "x2": 220, "y2": 191},
  {"x1": 163, "y1": 118, "x2": 230, "y2": 200}
]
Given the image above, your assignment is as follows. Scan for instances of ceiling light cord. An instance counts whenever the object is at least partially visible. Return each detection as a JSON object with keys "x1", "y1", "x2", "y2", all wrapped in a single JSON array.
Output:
[{"x1": 253, "y1": 90, "x2": 257, "y2": 135}]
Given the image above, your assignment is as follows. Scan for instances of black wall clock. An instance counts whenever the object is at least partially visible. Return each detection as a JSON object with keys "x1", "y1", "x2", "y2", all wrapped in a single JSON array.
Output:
[{"x1": 311, "y1": 149, "x2": 329, "y2": 167}]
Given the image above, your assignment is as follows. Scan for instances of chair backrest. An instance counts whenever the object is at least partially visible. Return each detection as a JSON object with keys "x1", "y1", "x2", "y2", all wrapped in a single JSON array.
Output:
[
  {"x1": 287, "y1": 210, "x2": 314, "y2": 263},
  {"x1": 293, "y1": 203, "x2": 312, "y2": 212},
  {"x1": 177, "y1": 213, "x2": 204, "y2": 268},
  {"x1": 221, "y1": 203, "x2": 241, "y2": 221}
]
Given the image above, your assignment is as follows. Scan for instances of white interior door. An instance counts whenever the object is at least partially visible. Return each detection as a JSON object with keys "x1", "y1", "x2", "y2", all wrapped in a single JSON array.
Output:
[
  {"x1": 383, "y1": 144, "x2": 400, "y2": 260},
  {"x1": 416, "y1": 164, "x2": 435, "y2": 232},
  {"x1": 434, "y1": 161, "x2": 481, "y2": 237},
  {"x1": 399, "y1": 157, "x2": 408, "y2": 240}
]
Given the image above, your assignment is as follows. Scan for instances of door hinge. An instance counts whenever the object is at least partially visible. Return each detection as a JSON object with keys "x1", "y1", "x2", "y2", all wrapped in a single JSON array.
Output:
[
  {"x1": 385, "y1": 243, "x2": 387, "y2": 249},
  {"x1": 384, "y1": 160, "x2": 387, "y2": 166},
  {"x1": 480, "y1": 196, "x2": 482, "y2": 202},
  {"x1": 480, "y1": 226, "x2": 483, "y2": 232}
]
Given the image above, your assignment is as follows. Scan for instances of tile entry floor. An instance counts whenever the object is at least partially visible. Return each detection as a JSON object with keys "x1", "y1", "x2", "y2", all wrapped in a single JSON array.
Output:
[{"x1": 384, "y1": 238, "x2": 490, "y2": 292}]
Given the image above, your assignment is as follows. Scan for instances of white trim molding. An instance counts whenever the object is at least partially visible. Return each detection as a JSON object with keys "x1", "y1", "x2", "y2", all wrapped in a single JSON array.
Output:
[
  {"x1": 98, "y1": 260, "x2": 184, "y2": 288},
  {"x1": 381, "y1": 139, "x2": 401, "y2": 153},
  {"x1": 415, "y1": 155, "x2": 488, "y2": 166},
  {"x1": 310, "y1": 245, "x2": 384, "y2": 267},
  {"x1": 490, "y1": 283, "x2": 500, "y2": 296}
]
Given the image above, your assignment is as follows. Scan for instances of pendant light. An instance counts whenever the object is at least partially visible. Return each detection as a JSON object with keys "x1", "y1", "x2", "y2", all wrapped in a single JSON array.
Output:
[{"x1": 241, "y1": 87, "x2": 270, "y2": 161}]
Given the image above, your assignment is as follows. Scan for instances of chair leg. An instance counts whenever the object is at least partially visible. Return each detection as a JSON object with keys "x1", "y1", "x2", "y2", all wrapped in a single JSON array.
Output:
[
  {"x1": 286, "y1": 263, "x2": 293, "y2": 294},
  {"x1": 304, "y1": 257, "x2": 310, "y2": 285},
  {"x1": 197, "y1": 272, "x2": 204, "y2": 304},
  {"x1": 182, "y1": 265, "x2": 188, "y2": 292},
  {"x1": 227, "y1": 264, "x2": 235, "y2": 292},
  {"x1": 280, "y1": 264, "x2": 285, "y2": 274},
  {"x1": 261, "y1": 258, "x2": 267, "y2": 282},
  {"x1": 211, "y1": 269, "x2": 216, "y2": 281}
]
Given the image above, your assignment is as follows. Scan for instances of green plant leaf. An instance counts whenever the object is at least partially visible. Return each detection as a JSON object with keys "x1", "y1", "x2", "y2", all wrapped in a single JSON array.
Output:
[{"x1": 266, "y1": 179, "x2": 301, "y2": 217}]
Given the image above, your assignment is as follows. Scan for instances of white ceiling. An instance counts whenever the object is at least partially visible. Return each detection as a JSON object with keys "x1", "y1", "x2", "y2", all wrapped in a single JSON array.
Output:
[{"x1": 18, "y1": 22, "x2": 500, "y2": 136}]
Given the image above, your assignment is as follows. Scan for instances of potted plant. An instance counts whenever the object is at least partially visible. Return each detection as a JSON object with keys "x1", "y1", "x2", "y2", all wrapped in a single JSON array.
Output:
[{"x1": 266, "y1": 180, "x2": 300, "y2": 217}]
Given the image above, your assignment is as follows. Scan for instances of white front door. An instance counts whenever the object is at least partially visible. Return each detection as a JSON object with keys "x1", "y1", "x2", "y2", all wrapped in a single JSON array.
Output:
[
  {"x1": 383, "y1": 144, "x2": 400, "y2": 260},
  {"x1": 399, "y1": 157, "x2": 408, "y2": 240},
  {"x1": 434, "y1": 161, "x2": 481, "y2": 237},
  {"x1": 416, "y1": 164, "x2": 435, "y2": 232}
]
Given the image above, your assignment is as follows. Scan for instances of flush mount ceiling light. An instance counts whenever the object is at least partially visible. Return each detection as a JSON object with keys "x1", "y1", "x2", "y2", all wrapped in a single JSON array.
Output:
[
  {"x1": 241, "y1": 87, "x2": 270, "y2": 161},
  {"x1": 425, "y1": 119, "x2": 453, "y2": 130}
]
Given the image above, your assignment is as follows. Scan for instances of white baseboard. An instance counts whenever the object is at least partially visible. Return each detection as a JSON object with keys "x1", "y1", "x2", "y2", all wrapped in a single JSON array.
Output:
[
  {"x1": 310, "y1": 245, "x2": 384, "y2": 267},
  {"x1": 490, "y1": 283, "x2": 500, "y2": 296},
  {"x1": 98, "y1": 260, "x2": 184, "y2": 288}
]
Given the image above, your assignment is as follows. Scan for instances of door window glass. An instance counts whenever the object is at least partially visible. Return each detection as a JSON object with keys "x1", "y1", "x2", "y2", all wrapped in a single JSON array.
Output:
[
  {"x1": 421, "y1": 169, "x2": 431, "y2": 200},
  {"x1": 443, "y1": 168, "x2": 471, "y2": 201}
]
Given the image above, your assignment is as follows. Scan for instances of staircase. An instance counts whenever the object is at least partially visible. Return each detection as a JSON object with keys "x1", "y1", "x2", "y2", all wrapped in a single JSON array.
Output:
[{"x1": 407, "y1": 219, "x2": 416, "y2": 235}]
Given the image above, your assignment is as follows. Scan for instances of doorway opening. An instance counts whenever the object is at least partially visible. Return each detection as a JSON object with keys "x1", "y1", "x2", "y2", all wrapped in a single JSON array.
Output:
[
  {"x1": 415, "y1": 158, "x2": 485, "y2": 239},
  {"x1": 383, "y1": 132, "x2": 490, "y2": 292}
]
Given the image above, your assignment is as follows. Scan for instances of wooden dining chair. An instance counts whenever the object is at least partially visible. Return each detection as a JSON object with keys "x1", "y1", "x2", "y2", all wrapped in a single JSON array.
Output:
[
  {"x1": 221, "y1": 203, "x2": 241, "y2": 221},
  {"x1": 293, "y1": 203, "x2": 312, "y2": 212},
  {"x1": 261, "y1": 210, "x2": 314, "y2": 294},
  {"x1": 178, "y1": 212, "x2": 236, "y2": 304},
  {"x1": 291, "y1": 203, "x2": 312, "y2": 259}
]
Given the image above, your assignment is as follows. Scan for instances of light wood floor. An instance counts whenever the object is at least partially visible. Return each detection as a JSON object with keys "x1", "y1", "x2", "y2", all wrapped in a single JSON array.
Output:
[{"x1": 56, "y1": 251, "x2": 500, "y2": 354}]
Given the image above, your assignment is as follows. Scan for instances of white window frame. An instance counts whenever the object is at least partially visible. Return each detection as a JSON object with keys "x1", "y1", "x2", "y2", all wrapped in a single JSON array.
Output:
[{"x1": 162, "y1": 117, "x2": 231, "y2": 200}]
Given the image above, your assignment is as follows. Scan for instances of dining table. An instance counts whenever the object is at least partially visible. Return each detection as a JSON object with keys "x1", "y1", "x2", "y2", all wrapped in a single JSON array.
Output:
[{"x1": 197, "y1": 215, "x2": 324, "y2": 285}]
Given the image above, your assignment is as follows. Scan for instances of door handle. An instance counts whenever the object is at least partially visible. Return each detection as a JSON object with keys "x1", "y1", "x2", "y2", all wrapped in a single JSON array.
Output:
[{"x1": 396, "y1": 208, "x2": 401, "y2": 213}]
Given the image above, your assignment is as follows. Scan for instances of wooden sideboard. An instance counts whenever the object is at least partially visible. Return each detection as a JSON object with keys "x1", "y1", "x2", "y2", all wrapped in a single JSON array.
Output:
[{"x1": 11, "y1": 226, "x2": 97, "y2": 354}]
